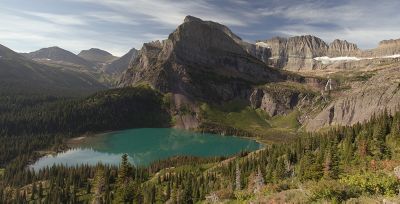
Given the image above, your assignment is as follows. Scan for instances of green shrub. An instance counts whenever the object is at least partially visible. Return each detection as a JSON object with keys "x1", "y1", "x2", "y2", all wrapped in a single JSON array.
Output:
[
  {"x1": 340, "y1": 172, "x2": 399, "y2": 196},
  {"x1": 310, "y1": 179, "x2": 361, "y2": 202}
]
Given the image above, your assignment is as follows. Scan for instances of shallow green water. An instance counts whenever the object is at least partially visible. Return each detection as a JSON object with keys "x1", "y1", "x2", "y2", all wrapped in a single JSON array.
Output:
[{"x1": 31, "y1": 128, "x2": 261, "y2": 170}]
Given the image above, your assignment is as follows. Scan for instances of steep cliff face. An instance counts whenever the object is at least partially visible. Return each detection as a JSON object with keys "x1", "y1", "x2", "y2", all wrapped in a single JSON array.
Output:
[
  {"x1": 257, "y1": 35, "x2": 329, "y2": 71},
  {"x1": 249, "y1": 87, "x2": 312, "y2": 117},
  {"x1": 306, "y1": 66, "x2": 400, "y2": 130},
  {"x1": 372, "y1": 39, "x2": 400, "y2": 56},
  {"x1": 257, "y1": 35, "x2": 400, "y2": 71},
  {"x1": 119, "y1": 16, "x2": 283, "y2": 102},
  {"x1": 328, "y1": 39, "x2": 360, "y2": 57}
]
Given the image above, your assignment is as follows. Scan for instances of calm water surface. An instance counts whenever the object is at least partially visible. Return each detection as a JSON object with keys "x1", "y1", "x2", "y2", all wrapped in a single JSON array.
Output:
[{"x1": 31, "y1": 128, "x2": 261, "y2": 170}]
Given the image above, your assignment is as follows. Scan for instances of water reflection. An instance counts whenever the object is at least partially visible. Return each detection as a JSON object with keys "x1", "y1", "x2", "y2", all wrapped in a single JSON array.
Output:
[{"x1": 30, "y1": 128, "x2": 261, "y2": 170}]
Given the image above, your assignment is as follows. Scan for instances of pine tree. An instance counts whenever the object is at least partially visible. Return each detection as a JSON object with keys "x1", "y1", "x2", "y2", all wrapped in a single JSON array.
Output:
[
  {"x1": 92, "y1": 165, "x2": 105, "y2": 204},
  {"x1": 342, "y1": 136, "x2": 353, "y2": 163},
  {"x1": 117, "y1": 154, "x2": 130, "y2": 185},
  {"x1": 391, "y1": 117, "x2": 400, "y2": 138},
  {"x1": 372, "y1": 122, "x2": 388, "y2": 158},
  {"x1": 114, "y1": 154, "x2": 134, "y2": 203}
]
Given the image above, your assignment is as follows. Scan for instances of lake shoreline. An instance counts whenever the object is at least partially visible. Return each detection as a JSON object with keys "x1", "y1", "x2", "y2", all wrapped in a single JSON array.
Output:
[{"x1": 31, "y1": 128, "x2": 262, "y2": 170}]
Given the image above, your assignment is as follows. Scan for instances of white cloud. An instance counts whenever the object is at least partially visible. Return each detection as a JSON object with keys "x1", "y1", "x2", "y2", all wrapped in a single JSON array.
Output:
[
  {"x1": 256, "y1": 0, "x2": 400, "y2": 49},
  {"x1": 84, "y1": 12, "x2": 140, "y2": 25},
  {"x1": 23, "y1": 11, "x2": 87, "y2": 26},
  {"x1": 67, "y1": 0, "x2": 248, "y2": 26},
  {"x1": 1, "y1": 0, "x2": 400, "y2": 56}
]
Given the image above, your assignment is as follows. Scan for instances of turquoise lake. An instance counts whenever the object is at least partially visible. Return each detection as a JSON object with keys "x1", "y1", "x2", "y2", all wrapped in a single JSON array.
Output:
[{"x1": 30, "y1": 128, "x2": 262, "y2": 170}]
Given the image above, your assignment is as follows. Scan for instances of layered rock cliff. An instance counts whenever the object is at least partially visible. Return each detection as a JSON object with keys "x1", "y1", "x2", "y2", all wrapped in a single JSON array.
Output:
[
  {"x1": 119, "y1": 16, "x2": 283, "y2": 102},
  {"x1": 257, "y1": 35, "x2": 400, "y2": 71},
  {"x1": 256, "y1": 35, "x2": 329, "y2": 71},
  {"x1": 372, "y1": 39, "x2": 400, "y2": 56},
  {"x1": 328, "y1": 39, "x2": 360, "y2": 57}
]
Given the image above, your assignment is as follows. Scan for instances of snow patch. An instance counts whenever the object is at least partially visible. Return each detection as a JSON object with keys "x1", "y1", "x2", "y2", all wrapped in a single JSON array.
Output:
[
  {"x1": 382, "y1": 54, "x2": 400, "y2": 58},
  {"x1": 314, "y1": 56, "x2": 361, "y2": 64},
  {"x1": 314, "y1": 54, "x2": 400, "y2": 64},
  {"x1": 256, "y1": 42, "x2": 271, "y2": 49}
]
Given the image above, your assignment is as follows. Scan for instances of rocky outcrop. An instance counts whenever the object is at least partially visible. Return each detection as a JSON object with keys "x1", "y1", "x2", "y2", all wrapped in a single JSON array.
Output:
[
  {"x1": 119, "y1": 16, "x2": 283, "y2": 102},
  {"x1": 250, "y1": 88, "x2": 302, "y2": 116},
  {"x1": 249, "y1": 82, "x2": 318, "y2": 117},
  {"x1": 328, "y1": 39, "x2": 360, "y2": 57}
]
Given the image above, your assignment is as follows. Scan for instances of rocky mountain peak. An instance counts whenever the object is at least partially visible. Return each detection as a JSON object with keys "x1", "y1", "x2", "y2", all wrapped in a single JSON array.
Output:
[
  {"x1": 328, "y1": 39, "x2": 360, "y2": 56},
  {"x1": 183, "y1": 15, "x2": 203, "y2": 23},
  {"x1": 119, "y1": 16, "x2": 282, "y2": 102},
  {"x1": 374, "y1": 38, "x2": 400, "y2": 56}
]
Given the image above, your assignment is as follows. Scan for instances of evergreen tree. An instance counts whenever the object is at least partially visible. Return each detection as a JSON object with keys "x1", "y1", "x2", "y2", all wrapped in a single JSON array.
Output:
[{"x1": 92, "y1": 165, "x2": 106, "y2": 204}]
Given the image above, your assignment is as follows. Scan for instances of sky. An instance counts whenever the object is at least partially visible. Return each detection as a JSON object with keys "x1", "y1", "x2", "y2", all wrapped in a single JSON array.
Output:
[{"x1": 1, "y1": 0, "x2": 400, "y2": 56}]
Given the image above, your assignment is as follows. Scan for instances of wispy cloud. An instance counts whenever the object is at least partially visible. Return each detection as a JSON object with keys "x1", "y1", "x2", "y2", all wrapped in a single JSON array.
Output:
[
  {"x1": 258, "y1": 0, "x2": 400, "y2": 48},
  {"x1": 66, "y1": 0, "x2": 249, "y2": 26},
  {"x1": 0, "y1": 0, "x2": 399, "y2": 55}
]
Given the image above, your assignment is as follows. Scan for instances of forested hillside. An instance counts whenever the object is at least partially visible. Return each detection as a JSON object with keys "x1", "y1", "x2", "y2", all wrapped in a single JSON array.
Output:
[
  {"x1": 1, "y1": 107, "x2": 399, "y2": 203},
  {"x1": 0, "y1": 87, "x2": 170, "y2": 167}
]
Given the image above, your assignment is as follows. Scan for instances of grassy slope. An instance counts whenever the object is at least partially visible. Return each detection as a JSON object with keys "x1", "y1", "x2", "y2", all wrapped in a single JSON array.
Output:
[{"x1": 199, "y1": 99, "x2": 302, "y2": 143}]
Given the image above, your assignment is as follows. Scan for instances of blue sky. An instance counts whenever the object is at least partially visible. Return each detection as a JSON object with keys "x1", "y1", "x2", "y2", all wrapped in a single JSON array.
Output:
[{"x1": 1, "y1": 0, "x2": 400, "y2": 56}]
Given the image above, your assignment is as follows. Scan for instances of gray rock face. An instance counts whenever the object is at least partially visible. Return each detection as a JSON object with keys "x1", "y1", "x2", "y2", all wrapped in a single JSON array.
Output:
[
  {"x1": 119, "y1": 16, "x2": 283, "y2": 102},
  {"x1": 306, "y1": 66, "x2": 400, "y2": 130},
  {"x1": 372, "y1": 39, "x2": 400, "y2": 56},
  {"x1": 256, "y1": 36, "x2": 400, "y2": 71},
  {"x1": 328, "y1": 39, "x2": 360, "y2": 57},
  {"x1": 250, "y1": 88, "x2": 301, "y2": 116},
  {"x1": 249, "y1": 81, "x2": 319, "y2": 117},
  {"x1": 257, "y1": 35, "x2": 329, "y2": 71}
]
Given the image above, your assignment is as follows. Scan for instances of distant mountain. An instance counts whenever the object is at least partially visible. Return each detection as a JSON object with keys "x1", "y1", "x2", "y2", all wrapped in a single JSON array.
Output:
[
  {"x1": 78, "y1": 48, "x2": 118, "y2": 64},
  {"x1": 0, "y1": 44, "x2": 106, "y2": 95},
  {"x1": 256, "y1": 35, "x2": 400, "y2": 71},
  {"x1": 22, "y1": 46, "x2": 94, "y2": 68},
  {"x1": 104, "y1": 48, "x2": 138, "y2": 75}
]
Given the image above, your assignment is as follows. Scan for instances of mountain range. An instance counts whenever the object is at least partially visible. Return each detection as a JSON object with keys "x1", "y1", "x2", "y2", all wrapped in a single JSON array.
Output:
[
  {"x1": 0, "y1": 44, "x2": 106, "y2": 95},
  {"x1": 1, "y1": 15, "x2": 400, "y2": 131},
  {"x1": 117, "y1": 16, "x2": 400, "y2": 132}
]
